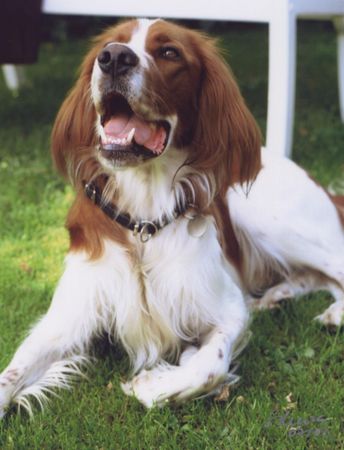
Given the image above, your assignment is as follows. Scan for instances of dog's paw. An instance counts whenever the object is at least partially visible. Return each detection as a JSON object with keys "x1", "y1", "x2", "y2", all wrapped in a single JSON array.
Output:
[
  {"x1": 0, "y1": 387, "x2": 11, "y2": 420},
  {"x1": 121, "y1": 366, "x2": 179, "y2": 408},
  {"x1": 121, "y1": 363, "x2": 230, "y2": 408},
  {"x1": 314, "y1": 302, "x2": 344, "y2": 327}
]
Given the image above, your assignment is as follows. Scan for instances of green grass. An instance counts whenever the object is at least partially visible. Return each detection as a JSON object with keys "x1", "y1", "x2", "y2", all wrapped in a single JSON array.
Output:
[{"x1": 0, "y1": 20, "x2": 343, "y2": 449}]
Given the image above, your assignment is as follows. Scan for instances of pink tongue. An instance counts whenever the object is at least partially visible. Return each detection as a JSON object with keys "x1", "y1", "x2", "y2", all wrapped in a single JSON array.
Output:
[{"x1": 103, "y1": 113, "x2": 166, "y2": 153}]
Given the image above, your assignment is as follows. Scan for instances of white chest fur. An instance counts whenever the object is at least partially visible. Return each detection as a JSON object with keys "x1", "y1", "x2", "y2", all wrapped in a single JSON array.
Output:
[{"x1": 69, "y1": 213, "x2": 243, "y2": 373}]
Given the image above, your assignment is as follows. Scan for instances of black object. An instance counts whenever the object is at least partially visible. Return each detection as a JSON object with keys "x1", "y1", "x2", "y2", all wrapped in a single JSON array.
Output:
[
  {"x1": 97, "y1": 44, "x2": 139, "y2": 77},
  {"x1": 84, "y1": 180, "x2": 190, "y2": 242},
  {"x1": 0, "y1": 0, "x2": 42, "y2": 64}
]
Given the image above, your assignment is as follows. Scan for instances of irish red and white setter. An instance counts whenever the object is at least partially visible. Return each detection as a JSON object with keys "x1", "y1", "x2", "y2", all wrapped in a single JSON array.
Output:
[{"x1": 1, "y1": 19, "x2": 343, "y2": 417}]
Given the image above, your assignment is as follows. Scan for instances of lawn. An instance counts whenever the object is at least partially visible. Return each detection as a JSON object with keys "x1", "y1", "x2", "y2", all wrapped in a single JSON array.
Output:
[{"x1": 0, "y1": 18, "x2": 343, "y2": 449}]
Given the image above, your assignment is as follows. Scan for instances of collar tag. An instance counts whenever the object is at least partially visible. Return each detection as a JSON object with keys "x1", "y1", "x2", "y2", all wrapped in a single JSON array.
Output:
[
  {"x1": 138, "y1": 221, "x2": 158, "y2": 243},
  {"x1": 187, "y1": 215, "x2": 208, "y2": 238}
]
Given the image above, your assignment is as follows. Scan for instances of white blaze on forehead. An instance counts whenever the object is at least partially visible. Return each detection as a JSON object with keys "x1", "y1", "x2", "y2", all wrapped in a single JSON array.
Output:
[
  {"x1": 91, "y1": 18, "x2": 159, "y2": 107},
  {"x1": 91, "y1": 61, "x2": 102, "y2": 107},
  {"x1": 127, "y1": 18, "x2": 159, "y2": 68}
]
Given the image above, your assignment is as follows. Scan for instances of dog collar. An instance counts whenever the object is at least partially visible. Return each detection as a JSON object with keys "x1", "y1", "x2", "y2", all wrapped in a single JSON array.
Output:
[{"x1": 84, "y1": 181, "x2": 190, "y2": 243}]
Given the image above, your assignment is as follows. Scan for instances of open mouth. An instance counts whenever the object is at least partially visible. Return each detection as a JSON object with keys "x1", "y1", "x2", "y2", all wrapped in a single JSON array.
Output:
[{"x1": 99, "y1": 93, "x2": 171, "y2": 165}]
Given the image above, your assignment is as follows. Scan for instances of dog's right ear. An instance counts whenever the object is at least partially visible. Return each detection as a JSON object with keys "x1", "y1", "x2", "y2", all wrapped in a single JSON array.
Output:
[
  {"x1": 51, "y1": 48, "x2": 98, "y2": 180},
  {"x1": 190, "y1": 32, "x2": 261, "y2": 192}
]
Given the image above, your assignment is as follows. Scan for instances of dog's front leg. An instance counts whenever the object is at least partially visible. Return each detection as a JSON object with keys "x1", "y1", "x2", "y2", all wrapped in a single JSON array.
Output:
[
  {"x1": 122, "y1": 293, "x2": 248, "y2": 407},
  {"x1": 0, "y1": 247, "x2": 120, "y2": 417}
]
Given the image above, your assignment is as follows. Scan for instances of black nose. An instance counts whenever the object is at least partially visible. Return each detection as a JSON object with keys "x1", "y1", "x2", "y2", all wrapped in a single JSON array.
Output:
[{"x1": 97, "y1": 44, "x2": 139, "y2": 76}]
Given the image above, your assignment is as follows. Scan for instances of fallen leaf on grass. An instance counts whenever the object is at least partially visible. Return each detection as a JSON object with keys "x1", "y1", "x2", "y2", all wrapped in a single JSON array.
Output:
[
  {"x1": 214, "y1": 384, "x2": 230, "y2": 402},
  {"x1": 283, "y1": 392, "x2": 297, "y2": 410},
  {"x1": 19, "y1": 261, "x2": 33, "y2": 274}
]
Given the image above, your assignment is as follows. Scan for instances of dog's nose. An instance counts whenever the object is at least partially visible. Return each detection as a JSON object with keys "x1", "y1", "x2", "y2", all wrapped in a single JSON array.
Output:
[{"x1": 97, "y1": 44, "x2": 139, "y2": 76}]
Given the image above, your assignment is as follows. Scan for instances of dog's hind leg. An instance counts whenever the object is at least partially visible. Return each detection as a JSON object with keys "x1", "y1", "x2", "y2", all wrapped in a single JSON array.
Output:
[
  {"x1": 250, "y1": 268, "x2": 344, "y2": 326},
  {"x1": 314, "y1": 282, "x2": 344, "y2": 327},
  {"x1": 251, "y1": 270, "x2": 337, "y2": 307},
  {"x1": 293, "y1": 253, "x2": 344, "y2": 326},
  {"x1": 310, "y1": 256, "x2": 344, "y2": 326}
]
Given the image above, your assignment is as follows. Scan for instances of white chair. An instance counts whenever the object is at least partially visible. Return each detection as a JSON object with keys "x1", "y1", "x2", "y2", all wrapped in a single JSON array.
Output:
[{"x1": 3, "y1": 0, "x2": 344, "y2": 157}]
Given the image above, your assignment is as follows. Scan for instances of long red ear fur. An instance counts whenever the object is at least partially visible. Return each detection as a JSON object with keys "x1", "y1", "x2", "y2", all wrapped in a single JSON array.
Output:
[
  {"x1": 191, "y1": 33, "x2": 262, "y2": 192},
  {"x1": 51, "y1": 47, "x2": 98, "y2": 180}
]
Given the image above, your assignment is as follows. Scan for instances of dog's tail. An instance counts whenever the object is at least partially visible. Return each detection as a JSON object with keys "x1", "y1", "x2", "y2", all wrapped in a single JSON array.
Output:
[{"x1": 331, "y1": 195, "x2": 344, "y2": 227}]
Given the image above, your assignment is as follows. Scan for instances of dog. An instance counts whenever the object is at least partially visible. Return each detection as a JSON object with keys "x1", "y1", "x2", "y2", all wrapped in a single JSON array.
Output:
[{"x1": 0, "y1": 18, "x2": 343, "y2": 417}]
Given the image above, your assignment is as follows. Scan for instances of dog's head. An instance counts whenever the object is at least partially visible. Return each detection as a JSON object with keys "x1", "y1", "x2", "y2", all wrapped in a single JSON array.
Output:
[{"x1": 52, "y1": 19, "x2": 261, "y2": 192}]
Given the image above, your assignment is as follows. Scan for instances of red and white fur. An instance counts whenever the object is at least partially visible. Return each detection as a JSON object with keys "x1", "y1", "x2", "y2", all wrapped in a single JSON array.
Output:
[{"x1": 0, "y1": 19, "x2": 343, "y2": 417}]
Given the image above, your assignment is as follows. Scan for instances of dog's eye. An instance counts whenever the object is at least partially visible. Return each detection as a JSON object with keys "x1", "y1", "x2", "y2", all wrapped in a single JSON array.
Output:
[{"x1": 159, "y1": 46, "x2": 180, "y2": 60}]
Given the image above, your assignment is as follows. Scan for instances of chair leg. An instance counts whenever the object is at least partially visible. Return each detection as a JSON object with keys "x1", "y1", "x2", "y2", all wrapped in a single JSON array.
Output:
[
  {"x1": 2, "y1": 65, "x2": 26, "y2": 92},
  {"x1": 334, "y1": 17, "x2": 344, "y2": 123},
  {"x1": 266, "y1": 14, "x2": 297, "y2": 158}
]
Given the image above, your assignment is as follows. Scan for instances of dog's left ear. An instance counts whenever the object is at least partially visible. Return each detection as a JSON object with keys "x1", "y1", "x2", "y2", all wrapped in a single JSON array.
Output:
[
  {"x1": 51, "y1": 48, "x2": 98, "y2": 181},
  {"x1": 191, "y1": 33, "x2": 262, "y2": 191}
]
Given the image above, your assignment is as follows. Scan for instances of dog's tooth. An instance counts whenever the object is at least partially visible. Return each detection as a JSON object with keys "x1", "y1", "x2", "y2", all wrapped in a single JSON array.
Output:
[{"x1": 127, "y1": 128, "x2": 135, "y2": 144}]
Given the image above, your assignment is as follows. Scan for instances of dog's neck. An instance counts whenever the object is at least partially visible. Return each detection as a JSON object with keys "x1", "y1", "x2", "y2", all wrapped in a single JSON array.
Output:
[{"x1": 101, "y1": 148, "x2": 214, "y2": 223}]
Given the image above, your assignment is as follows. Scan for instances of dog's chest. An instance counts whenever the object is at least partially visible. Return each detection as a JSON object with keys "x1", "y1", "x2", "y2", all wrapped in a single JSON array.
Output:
[
  {"x1": 103, "y1": 213, "x2": 241, "y2": 369},
  {"x1": 128, "y1": 217, "x2": 225, "y2": 336}
]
